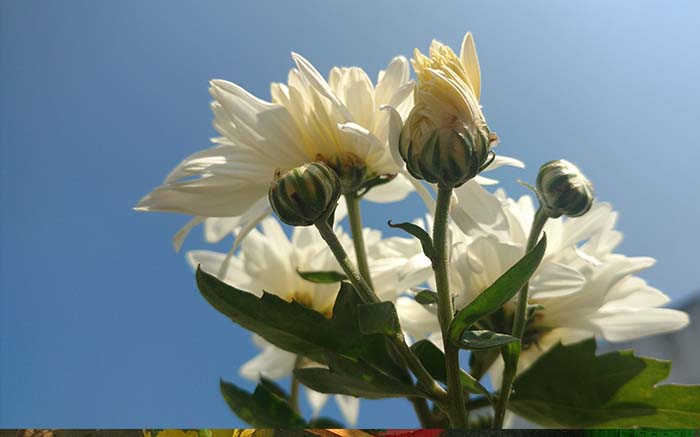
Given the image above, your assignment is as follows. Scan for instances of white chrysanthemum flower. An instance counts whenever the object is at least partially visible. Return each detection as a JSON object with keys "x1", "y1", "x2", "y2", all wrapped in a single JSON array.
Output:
[
  {"x1": 396, "y1": 182, "x2": 689, "y2": 380},
  {"x1": 188, "y1": 217, "x2": 424, "y2": 425},
  {"x1": 137, "y1": 54, "x2": 415, "y2": 250}
]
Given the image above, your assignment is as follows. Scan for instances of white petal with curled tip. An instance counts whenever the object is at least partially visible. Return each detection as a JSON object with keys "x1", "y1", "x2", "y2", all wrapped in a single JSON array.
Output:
[
  {"x1": 484, "y1": 155, "x2": 525, "y2": 171},
  {"x1": 173, "y1": 216, "x2": 205, "y2": 252}
]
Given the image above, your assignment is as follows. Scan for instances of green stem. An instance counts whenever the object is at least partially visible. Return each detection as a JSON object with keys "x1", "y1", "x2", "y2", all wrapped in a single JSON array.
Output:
[
  {"x1": 289, "y1": 354, "x2": 303, "y2": 414},
  {"x1": 344, "y1": 196, "x2": 447, "y2": 427},
  {"x1": 493, "y1": 206, "x2": 548, "y2": 428},
  {"x1": 511, "y1": 207, "x2": 548, "y2": 338},
  {"x1": 433, "y1": 186, "x2": 469, "y2": 429},
  {"x1": 315, "y1": 220, "x2": 447, "y2": 403},
  {"x1": 345, "y1": 193, "x2": 374, "y2": 289}
]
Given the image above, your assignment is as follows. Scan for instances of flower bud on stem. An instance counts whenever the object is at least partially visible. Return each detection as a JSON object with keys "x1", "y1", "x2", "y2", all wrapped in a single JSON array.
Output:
[{"x1": 495, "y1": 160, "x2": 595, "y2": 428}]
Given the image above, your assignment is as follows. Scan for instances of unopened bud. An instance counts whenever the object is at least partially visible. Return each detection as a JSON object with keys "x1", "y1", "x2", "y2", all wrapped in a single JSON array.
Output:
[
  {"x1": 269, "y1": 162, "x2": 341, "y2": 226},
  {"x1": 399, "y1": 124, "x2": 491, "y2": 189},
  {"x1": 536, "y1": 159, "x2": 594, "y2": 218}
]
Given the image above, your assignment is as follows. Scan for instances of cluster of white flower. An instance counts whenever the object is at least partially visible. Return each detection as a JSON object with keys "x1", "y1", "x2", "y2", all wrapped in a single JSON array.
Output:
[{"x1": 136, "y1": 32, "x2": 689, "y2": 426}]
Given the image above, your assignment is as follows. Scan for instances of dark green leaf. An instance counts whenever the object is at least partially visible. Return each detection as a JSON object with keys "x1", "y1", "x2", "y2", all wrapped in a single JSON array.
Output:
[
  {"x1": 410, "y1": 339, "x2": 493, "y2": 403},
  {"x1": 469, "y1": 348, "x2": 501, "y2": 381},
  {"x1": 259, "y1": 376, "x2": 289, "y2": 400},
  {"x1": 388, "y1": 221, "x2": 435, "y2": 262},
  {"x1": 308, "y1": 417, "x2": 345, "y2": 428},
  {"x1": 510, "y1": 339, "x2": 700, "y2": 428},
  {"x1": 297, "y1": 269, "x2": 348, "y2": 283},
  {"x1": 294, "y1": 353, "x2": 425, "y2": 399},
  {"x1": 459, "y1": 330, "x2": 519, "y2": 350},
  {"x1": 358, "y1": 301, "x2": 401, "y2": 336},
  {"x1": 448, "y1": 234, "x2": 547, "y2": 344},
  {"x1": 414, "y1": 289, "x2": 438, "y2": 305},
  {"x1": 219, "y1": 379, "x2": 306, "y2": 428},
  {"x1": 197, "y1": 268, "x2": 403, "y2": 377}
]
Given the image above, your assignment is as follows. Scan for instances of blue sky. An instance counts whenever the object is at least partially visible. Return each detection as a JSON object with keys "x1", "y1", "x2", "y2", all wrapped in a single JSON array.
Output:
[{"x1": 1, "y1": 0, "x2": 699, "y2": 428}]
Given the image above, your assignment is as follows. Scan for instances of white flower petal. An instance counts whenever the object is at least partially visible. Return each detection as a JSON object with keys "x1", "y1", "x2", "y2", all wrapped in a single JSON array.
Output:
[
  {"x1": 362, "y1": 173, "x2": 414, "y2": 203},
  {"x1": 591, "y1": 308, "x2": 690, "y2": 342},
  {"x1": 334, "y1": 395, "x2": 360, "y2": 426},
  {"x1": 451, "y1": 181, "x2": 509, "y2": 238},
  {"x1": 239, "y1": 345, "x2": 296, "y2": 381},
  {"x1": 173, "y1": 216, "x2": 205, "y2": 252},
  {"x1": 375, "y1": 56, "x2": 410, "y2": 105},
  {"x1": 305, "y1": 388, "x2": 329, "y2": 419},
  {"x1": 530, "y1": 262, "x2": 585, "y2": 299},
  {"x1": 459, "y1": 32, "x2": 481, "y2": 100},
  {"x1": 396, "y1": 296, "x2": 440, "y2": 339},
  {"x1": 484, "y1": 155, "x2": 525, "y2": 171}
]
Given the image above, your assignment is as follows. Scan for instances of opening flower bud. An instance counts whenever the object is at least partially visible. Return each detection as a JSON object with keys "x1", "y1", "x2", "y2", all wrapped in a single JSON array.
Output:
[
  {"x1": 269, "y1": 162, "x2": 341, "y2": 226},
  {"x1": 399, "y1": 34, "x2": 496, "y2": 189},
  {"x1": 315, "y1": 152, "x2": 367, "y2": 194},
  {"x1": 399, "y1": 121, "x2": 491, "y2": 189},
  {"x1": 536, "y1": 159, "x2": 595, "y2": 218}
]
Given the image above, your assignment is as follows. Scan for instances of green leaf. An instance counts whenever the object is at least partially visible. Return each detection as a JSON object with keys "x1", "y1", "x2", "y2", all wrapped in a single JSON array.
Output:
[
  {"x1": 308, "y1": 417, "x2": 345, "y2": 428},
  {"x1": 448, "y1": 234, "x2": 547, "y2": 344},
  {"x1": 197, "y1": 268, "x2": 404, "y2": 378},
  {"x1": 459, "y1": 330, "x2": 519, "y2": 350},
  {"x1": 410, "y1": 339, "x2": 493, "y2": 403},
  {"x1": 357, "y1": 301, "x2": 401, "y2": 336},
  {"x1": 219, "y1": 379, "x2": 306, "y2": 428},
  {"x1": 414, "y1": 289, "x2": 438, "y2": 305},
  {"x1": 388, "y1": 220, "x2": 435, "y2": 262},
  {"x1": 510, "y1": 339, "x2": 700, "y2": 428},
  {"x1": 294, "y1": 353, "x2": 425, "y2": 399},
  {"x1": 259, "y1": 376, "x2": 289, "y2": 400},
  {"x1": 296, "y1": 269, "x2": 347, "y2": 283},
  {"x1": 197, "y1": 268, "x2": 407, "y2": 380}
]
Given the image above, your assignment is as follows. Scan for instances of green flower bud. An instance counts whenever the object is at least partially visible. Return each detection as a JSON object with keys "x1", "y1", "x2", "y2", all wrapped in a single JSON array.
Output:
[
  {"x1": 269, "y1": 162, "x2": 341, "y2": 226},
  {"x1": 398, "y1": 124, "x2": 492, "y2": 189},
  {"x1": 315, "y1": 152, "x2": 367, "y2": 194},
  {"x1": 536, "y1": 159, "x2": 595, "y2": 218}
]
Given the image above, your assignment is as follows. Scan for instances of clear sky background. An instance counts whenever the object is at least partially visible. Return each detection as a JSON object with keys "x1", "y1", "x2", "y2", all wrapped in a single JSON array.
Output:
[{"x1": 1, "y1": 0, "x2": 699, "y2": 428}]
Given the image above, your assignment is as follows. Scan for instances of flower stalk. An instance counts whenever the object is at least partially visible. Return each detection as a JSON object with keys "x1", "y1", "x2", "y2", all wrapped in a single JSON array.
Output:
[
  {"x1": 289, "y1": 354, "x2": 304, "y2": 414},
  {"x1": 493, "y1": 206, "x2": 548, "y2": 428},
  {"x1": 345, "y1": 193, "x2": 374, "y2": 289},
  {"x1": 433, "y1": 186, "x2": 469, "y2": 428}
]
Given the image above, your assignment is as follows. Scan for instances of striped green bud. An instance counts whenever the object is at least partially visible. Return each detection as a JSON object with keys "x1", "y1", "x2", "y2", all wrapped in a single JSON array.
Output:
[
  {"x1": 398, "y1": 124, "x2": 491, "y2": 189},
  {"x1": 269, "y1": 162, "x2": 341, "y2": 226},
  {"x1": 536, "y1": 159, "x2": 595, "y2": 218}
]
